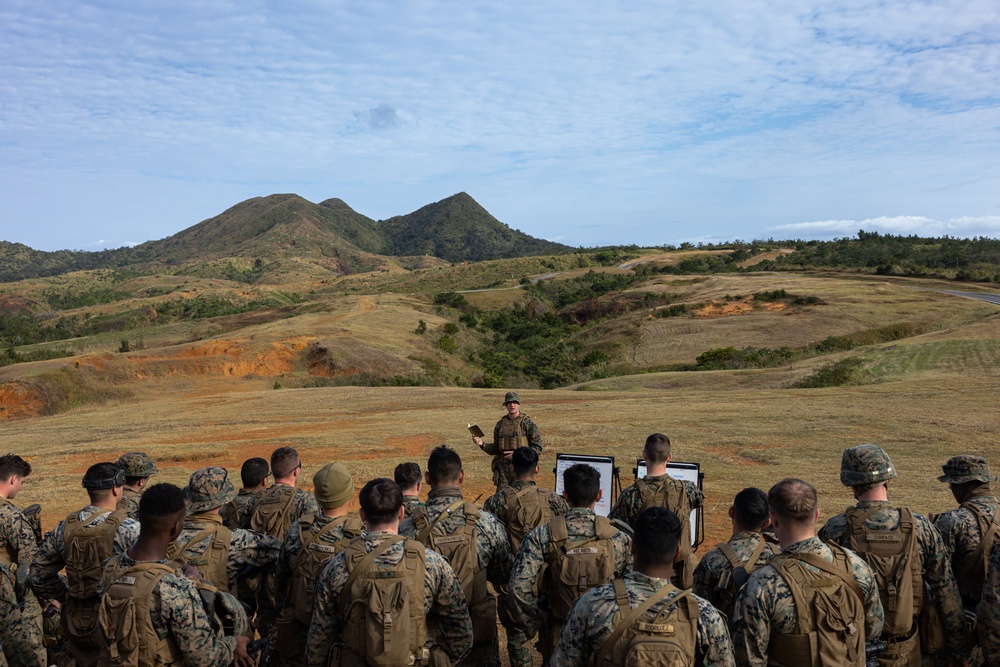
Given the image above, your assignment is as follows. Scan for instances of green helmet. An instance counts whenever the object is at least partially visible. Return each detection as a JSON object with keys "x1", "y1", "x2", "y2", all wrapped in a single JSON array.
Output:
[
  {"x1": 840, "y1": 444, "x2": 897, "y2": 487},
  {"x1": 116, "y1": 452, "x2": 158, "y2": 478}
]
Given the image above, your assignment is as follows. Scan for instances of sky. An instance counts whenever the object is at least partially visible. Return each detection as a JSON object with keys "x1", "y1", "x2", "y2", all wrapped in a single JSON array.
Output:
[{"x1": 1, "y1": 1, "x2": 999, "y2": 252}]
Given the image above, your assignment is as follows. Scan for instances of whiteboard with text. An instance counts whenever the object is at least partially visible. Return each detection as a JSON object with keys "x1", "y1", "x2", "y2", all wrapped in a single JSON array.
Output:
[{"x1": 554, "y1": 453, "x2": 616, "y2": 517}]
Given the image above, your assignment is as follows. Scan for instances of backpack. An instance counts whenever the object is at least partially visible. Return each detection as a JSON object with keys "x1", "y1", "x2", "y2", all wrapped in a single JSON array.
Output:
[
  {"x1": 845, "y1": 506, "x2": 923, "y2": 637},
  {"x1": 338, "y1": 536, "x2": 429, "y2": 667},
  {"x1": 543, "y1": 515, "x2": 619, "y2": 622},
  {"x1": 714, "y1": 539, "x2": 770, "y2": 623},
  {"x1": 412, "y1": 500, "x2": 497, "y2": 647},
  {"x1": 636, "y1": 478, "x2": 692, "y2": 562},
  {"x1": 954, "y1": 501, "x2": 1000, "y2": 603},
  {"x1": 165, "y1": 523, "x2": 233, "y2": 594},
  {"x1": 251, "y1": 485, "x2": 298, "y2": 538},
  {"x1": 65, "y1": 508, "x2": 128, "y2": 600},
  {"x1": 595, "y1": 580, "x2": 699, "y2": 667},
  {"x1": 768, "y1": 544, "x2": 866, "y2": 667},
  {"x1": 99, "y1": 562, "x2": 184, "y2": 667},
  {"x1": 501, "y1": 484, "x2": 553, "y2": 553},
  {"x1": 292, "y1": 515, "x2": 364, "y2": 624}
]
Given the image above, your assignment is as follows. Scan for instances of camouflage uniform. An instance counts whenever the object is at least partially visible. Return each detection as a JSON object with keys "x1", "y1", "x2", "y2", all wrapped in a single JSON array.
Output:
[
  {"x1": 401, "y1": 495, "x2": 424, "y2": 518},
  {"x1": 100, "y1": 553, "x2": 239, "y2": 667},
  {"x1": 274, "y1": 514, "x2": 361, "y2": 612},
  {"x1": 399, "y1": 486, "x2": 514, "y2": 667},
  {"x1": 305, "y1": 531, "x2": 474, "y2": 667},
  {"x1": 115, "y1": 452, "x2": 158, "y2": 520},
  {"x1": 249, "y1": 484, "x2": 321, "y2": 531},
  {"x1": 692, "y1": 531, "x2": 779, "y2": 622},
  {"x1": 977, "y1": 544, "x2": 1000, "y2": 667},
  {"x1": 550, "y1": 571, "x2": 736, "y2": 667},
  {"x1": 482, "y1": 479, "x2": 569, "y2": 521},
  {"x1": 482, "y1": 414, "x2": 543, "y2": 488},
  {"x1": 933, "y1": 455, "x2": 998, "y2": 610},
  {"x1": 173, "y1": 513, "x2": 280, "y2": 595},
  {"x1": 0, "y1": 565, "x2": 43, "y2": 667},
  {"x1": 732, "y1": 536, "x2": 885, "y2": 667},
  {"x1": 0, "y1": 497, "x2": 45, "y2": 667},
  {"x1": 220, "y1": 488, "x2": 261, "y2": 529}
]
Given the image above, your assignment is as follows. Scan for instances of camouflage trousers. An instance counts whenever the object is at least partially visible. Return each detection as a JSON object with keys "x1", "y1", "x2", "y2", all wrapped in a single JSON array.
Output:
[{"x1": 0, "y1": 586, "x2": 44, "y2": 667}]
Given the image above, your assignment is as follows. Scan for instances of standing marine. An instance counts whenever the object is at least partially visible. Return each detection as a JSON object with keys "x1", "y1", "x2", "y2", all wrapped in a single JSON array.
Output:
[
  {"x1": 115, "y1": 452, "x2": 158, "y2": 520},
  {"x1": 472, "y1": 391, "x2": 543, "y2": 489},
  {"x1": 221, "y1": 457, "x2": 270, "y2": 530}
]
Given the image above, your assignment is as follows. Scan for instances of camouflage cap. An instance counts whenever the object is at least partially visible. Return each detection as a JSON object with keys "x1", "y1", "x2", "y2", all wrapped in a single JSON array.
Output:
[
  {"x1": 313, "y1": 462, "x2": 354, "y2": 509},
  {"x1": 184, "y1": 466, "x2": 237, "y2": 514},
  {"x1": 840, "y1": 444, "x2": 897, "y2": 486},
  {"x1": 503, "y1": 391, "x2": 521, "y2": 406},
  {"x1": 116, "y1": 452, "x2": 158, "y2": 478},
  {"x1": 938, "y1": 455, "x2": 996, "y2": 484}
]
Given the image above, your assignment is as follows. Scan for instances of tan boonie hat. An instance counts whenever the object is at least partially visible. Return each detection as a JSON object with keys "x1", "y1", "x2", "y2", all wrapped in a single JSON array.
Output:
[
  {"x1": 313, "y1": 462, "x2": 354, "y2": 509},
  {"x1": 117, "y1": 452, "x2": 158, "y2": 477},
  {"x1": 938, "y1": 455, "x2": 996, "y2": 484},
  {"x1": 503, "y1": 391, "x2": 521, "y2": 406},
  {"x1": 185, "y1": 466, "x2": 237, "y2": 513}
]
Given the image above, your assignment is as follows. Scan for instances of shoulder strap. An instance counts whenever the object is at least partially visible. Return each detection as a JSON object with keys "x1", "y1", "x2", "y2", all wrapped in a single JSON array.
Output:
[
  {"x1": 717, "y1": 542, "x2": 744, "y2": 571},
  {"x1": 594, "y1": 515, "x2": 618, "y2": 540},
  {"x1": 784, "y1": 546, "x2": 864, "y2": 601},
  {"x1": 337, "y1": 535, "x2": 406, "y2": 611},
  {"x1": 512, "y1": 485, "x2": 537, "y2": 504},
  {"x1": 416, "y1": 499, "x2": 467, "y2": 543},
  {"x1": 595, "y1": 579, "x2": 688, "y2": 667},
  {"x1": 302, "y1": 517, "x2": 346, "y2": 550},
  {"x1": 956, "y1": 504, "x2": 1000, "y2": 583}
]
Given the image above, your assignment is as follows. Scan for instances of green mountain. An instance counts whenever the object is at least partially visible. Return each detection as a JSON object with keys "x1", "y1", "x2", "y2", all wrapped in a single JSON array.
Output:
[{"x1": 0, "y1": 193, "x2": 573, "y2": 282}]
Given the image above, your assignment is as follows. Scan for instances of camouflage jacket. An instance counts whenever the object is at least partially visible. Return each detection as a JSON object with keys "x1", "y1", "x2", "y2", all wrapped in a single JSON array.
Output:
[
  {"x1": 0, "y1": 497, "x2": 39, "y2": 577},
  {"x1": 173, "y1": 513, "x2": 280, "y2": 590},
  {"x1": 101, "y1": 553, "x2": 237, "y2": 667},
  {"x1": 29, "y1": 505, "x2": 140, "y2": 602},
  {"x1": 305, "y1": 531, "x2": 473, "y2": 667},
  {"x1": 819, "y1": 500, "x2": 970, "y2": 656},
  {"x1": 401, "y1": 495, "x2": 424, "y2": 518},
  {"x1": 482, "y1": 414, "x2": 542, "y2": 487},
  {"x1": 274, "y1": 513, "x2": 362, "y2": 611},
  {"x1": 608, "y1": 474, "x2": 704, "y2": 528},
  {"x1": 249, "y1": 484, "x2": 321, "y2": 536},
  {"x1": 976, "y1": 543, "x2": 1000, "y2": 663},
  {"x1": 933, "y1": 490, "x2": 998, "y2": 606},
  {"x1": 692, "y1": 531, "x2": 779, "y2": 618},
  {"x1": 550, "y1": 571, "x2": 736, "y2": 667},
  {"x1": 0, "y1": 529, "x2": 41, "y2": 667},
  {"x1": 398, "y1": 486, "x2": 514, "y2": 589},
  {"x1": 221, "y1": 488, "x2": 261, "y2": 529},
  {"x1": 732, "y1": 536, "x2": 884, "y2": 667},
  {"x1": 508, "y1": 507, "x2": 633, "y2": 637},
  {"x1": 116, "y1": 488, "x2": 142, "y2": 520},
  {"x1": 482, "y1": 479, "x2": 569, "y2": 526}
]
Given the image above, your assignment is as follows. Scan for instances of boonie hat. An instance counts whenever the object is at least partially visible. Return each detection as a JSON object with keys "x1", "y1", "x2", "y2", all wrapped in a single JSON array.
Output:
[
  {"x1": 938, "y1": 455, "x2": 996, "y2": 484},
  {"x1": 313, "y1": 462, "x2": 354, "y2": 509},
  {"x1": 117, "y1": 452, "x2": 158, "y2": 478},
  {"x1": 185, "y1": 466, "x2": 237, "y2": 514}
]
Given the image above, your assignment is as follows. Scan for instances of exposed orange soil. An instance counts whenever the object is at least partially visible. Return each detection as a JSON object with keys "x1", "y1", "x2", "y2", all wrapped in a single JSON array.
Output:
[
  {"x1": 738, "y1": 248, "x2": 796, "y2": 268},
  {"x1": 0, "y1": 381, "x2": 47, "y2": 420},
  {"x1": 694, "y1": 297, "x2": 787, "y2": 317}
]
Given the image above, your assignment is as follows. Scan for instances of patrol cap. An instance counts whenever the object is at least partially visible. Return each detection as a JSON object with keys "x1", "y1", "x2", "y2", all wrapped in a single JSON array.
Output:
[
  {"x1": 117, "y1": 452, "x2": 158, "y2": 478},
  {"x1": 185, "y1": 466, "x2": 237, "y2": 514},
  {"x1": 503, "y1": 391, "x2": 521, "y2": 406},
  {"x1": 839, "y1": 444, "x2": 897, "y2": 487},
  {"x1": 938, "y1": 455, "x2": 996, "y2": 484},
  {"x1": 313, "y1": 462, "x2": 354, "y2": 509}
]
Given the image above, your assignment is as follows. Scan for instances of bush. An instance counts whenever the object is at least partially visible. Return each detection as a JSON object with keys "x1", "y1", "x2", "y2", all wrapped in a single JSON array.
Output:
[
  {"x1": 437, "y1": 336, "x2": 457, "y2": 353},
  {"x1": 414, "y1": 319, "x2": 427, "y2": 335},
  {"x1": 443, "y1": 322, "x2": 459, "y2": 334},
  {"x1": 795, "y1": 358, "x2": 866, "y2": 388}
]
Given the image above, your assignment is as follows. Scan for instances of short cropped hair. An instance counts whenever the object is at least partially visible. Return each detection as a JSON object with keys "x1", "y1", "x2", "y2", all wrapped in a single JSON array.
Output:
[
  {"x1": 271, "y1": 447, "x2": 300, "y2": 478},
  {"x1": 394, "y1": 463, "x2": 422, "y2": 489},
  {"x1": 84, "y1": 462, "x2": 123, "y2": 501},
  {"x1": 359, "y1": 478, "x2": 403, "y2": 526},
  {"x1": 643, "y1": 433, "x2": 671, "y2": 464},
  {"x1": 634, "y1": 507, "x2": 681, "y2": 566},
  {"x1": 768, "y1": 478, "x2": 818, "y2": 522},
  {"x1": 511, "y1": 447, "x2": 539, "y2": 476},
  {"x1": 241, "y1": 458, "x2": 270, "y2": 488},
  {"x1": 138, "y1": 483, "x2": 188, "y2": 523},
  {"x1": 427, "y1": 446, "x2": 462, "y2": 485},
  {"x1": 563, "y1": 464, "x2": 601, "y2": 506},
  {"x1": 0, "y1": 454, "x2": 31, "y2": 482},
  {"x1": 733, "y1": 487, "x2": 769, "y2": 531}
]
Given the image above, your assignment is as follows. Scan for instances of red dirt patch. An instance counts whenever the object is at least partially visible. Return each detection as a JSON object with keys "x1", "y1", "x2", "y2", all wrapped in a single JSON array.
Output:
[
  {"x1": 0, "y1": 381, "x2": 47, "y2": 420},
  {"x1": 0, "y1": 293, "x2": 39, "y2": 315},
  {"x1": 695, "y1": 301, "x2": 754, "y2": 317}
]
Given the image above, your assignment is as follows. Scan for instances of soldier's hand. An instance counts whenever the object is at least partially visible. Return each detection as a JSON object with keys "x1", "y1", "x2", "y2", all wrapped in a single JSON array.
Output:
[
  {"x1": 473, "y1": 436, "x2": 484, "y2": 447},
  {"x1": 502, "y1": 450, "x2": 514, "y2": 460},
  {"x1": 182, "y1": 565, "x2": 205, "y2": 582},
  {"x1": 233, "y1": 635, "x2": 254, "y2": 667}
]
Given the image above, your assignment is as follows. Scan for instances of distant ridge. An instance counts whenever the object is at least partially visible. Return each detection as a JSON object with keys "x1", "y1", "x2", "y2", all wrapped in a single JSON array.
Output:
[{"x1": 0, "y1": 193, "x2": 573, "y2": 282}]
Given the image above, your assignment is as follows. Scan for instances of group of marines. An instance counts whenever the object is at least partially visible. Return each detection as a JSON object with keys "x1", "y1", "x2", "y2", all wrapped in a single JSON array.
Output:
[{"x1": 1, "y1": 391, "x2": 999, "y2": 667}]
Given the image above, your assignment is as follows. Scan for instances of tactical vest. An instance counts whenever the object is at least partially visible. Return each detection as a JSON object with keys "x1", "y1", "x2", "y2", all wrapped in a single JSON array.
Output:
[
  {"x1": 251, "y1": 485, "x2": 298, "y2": 539},
  {"x1": 595, "y1": 580, "x2": 699, "y2": 667},
  {"x1": 165, "y1": 519, "x2": 233, "y2": 594},
  {"x1": 954, "y1": 499, "x2": 1000, "y2": 604},
  {"x1": 714, "y1": 539, "x2": 770, "y2": 623},
  {"x1": 496, "y1": 415, "x2": 529, "y2": 452},
  {"x1": 768, "y1": 544, "x2": 866, "y2": 667},
  {"x1": 99, "y1": 562, "x2": 184, "y2": 667},
  {"x1": 116, "y1": 489, "x2": 141, "y2": 519},
  {"x1": 544, "y1": 515, "x2": 619, "y2": 622},
  {"x1": 337, "y1": 536, "x2": 430, "y2": 667},
  {"x1": 845, "y1": 506, "x2": 922, "y2": 638},
  {"x1": 412, "y1": 500, "x2": 497, "y2": 647},
  {"x1": 636, "y1": 478, "x2": 692, "y2": 562},
  {"x1": 500, "y1": 484, "x2": 553, "y2": 553},
  {"x1": 291, "y1": 515, "x2": 364, "y2": 624}
]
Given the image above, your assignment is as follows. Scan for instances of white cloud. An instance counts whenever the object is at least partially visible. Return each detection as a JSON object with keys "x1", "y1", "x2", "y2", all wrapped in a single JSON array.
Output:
[{"x1": 769, "y1": 215, "x2": 1000, "y2": 239}]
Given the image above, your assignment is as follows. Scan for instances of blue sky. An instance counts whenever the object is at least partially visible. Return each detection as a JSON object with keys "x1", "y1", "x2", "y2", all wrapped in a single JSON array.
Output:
[{"x1": 2, "y1": 0, "x2": 999, "y2": 252}]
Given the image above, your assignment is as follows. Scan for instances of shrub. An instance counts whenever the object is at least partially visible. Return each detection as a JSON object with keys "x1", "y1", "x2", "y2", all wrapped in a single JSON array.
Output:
[
  {"x1": 414, "y1": 319, "x2": 427, "y2": 335},
  {"x1": 795, "y1": 358, "x2": 866, "y2": 388}
]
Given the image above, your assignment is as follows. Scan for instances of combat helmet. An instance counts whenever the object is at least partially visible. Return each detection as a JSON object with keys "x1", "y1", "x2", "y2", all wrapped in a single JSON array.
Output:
[
  {"x1": 116, "y1": 452, "x2": 158, "y2": 478},
  {"x1": 840, "y1": 444, "x2": 897, "y2": 487}
]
